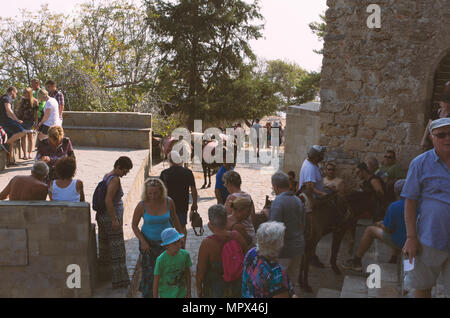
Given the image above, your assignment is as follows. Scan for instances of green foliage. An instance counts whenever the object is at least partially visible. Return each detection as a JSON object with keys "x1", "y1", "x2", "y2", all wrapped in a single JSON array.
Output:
[
  {"x1": 145, "y1": 0, "x2": 265, "y2": 128},
  {"x1": 0, "y1": 0, "x2": 158, "y2": 112},
  {"x1": 295, "y1": 71, "x2": 321, "y2": 104},
  {"x1": 309, "y1": 13, "x2": 327, "y2": 55}
]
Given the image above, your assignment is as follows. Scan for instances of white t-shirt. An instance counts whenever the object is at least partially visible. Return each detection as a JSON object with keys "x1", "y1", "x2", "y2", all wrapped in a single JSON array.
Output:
[
  {"x1": 43, "y1": 97, "x2": 62, "y2": 127},
  {"x1": 299, "y1": 159, "x2": 324, "y2": 192}
]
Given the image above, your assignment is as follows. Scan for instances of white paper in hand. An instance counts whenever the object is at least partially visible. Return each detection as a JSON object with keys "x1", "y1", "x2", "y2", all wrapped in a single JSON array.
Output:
[{"x1": 403, "y1": 258, "x2": 415, "y2": 272}]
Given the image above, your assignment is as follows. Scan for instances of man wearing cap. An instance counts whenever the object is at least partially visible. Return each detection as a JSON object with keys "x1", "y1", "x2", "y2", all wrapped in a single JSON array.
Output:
[
  {"x1": 402, "y1": 118, "x2": 450, "y2": 298},
  {"x1": 160, "y1": 151, "x2": 198, "y2": 244},
  {"x1": 342, "y1": 179, "x2": 408, "y2": 271},
  {"x1": 298, "y1": 145, "x2": 328, "y2": 198}
]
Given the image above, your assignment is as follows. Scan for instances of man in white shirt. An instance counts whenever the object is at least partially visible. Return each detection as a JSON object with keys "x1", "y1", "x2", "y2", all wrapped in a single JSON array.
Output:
[{"x1": 298, "y1": 145, "x2": 327, "y2": 198}]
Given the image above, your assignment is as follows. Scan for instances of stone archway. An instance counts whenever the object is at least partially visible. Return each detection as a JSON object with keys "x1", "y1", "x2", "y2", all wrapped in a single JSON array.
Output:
[{"x1": 429, "y1": 52, "x2": 450, "y2": 119}]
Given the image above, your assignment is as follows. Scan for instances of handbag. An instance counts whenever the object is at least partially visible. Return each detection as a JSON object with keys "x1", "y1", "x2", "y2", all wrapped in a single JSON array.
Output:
[{"x1": 189, "y1": 209, "x2": 204, "y2": 236}]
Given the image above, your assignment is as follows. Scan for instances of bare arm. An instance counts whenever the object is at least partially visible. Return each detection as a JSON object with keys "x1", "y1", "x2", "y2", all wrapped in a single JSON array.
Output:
[
  {"x1": 169, "y1": 198, "x2": 183, "y2": 234},
  {"x1": 421, "y1": 120, "x2": 432, "y2": 148},
  {"x1": 185, "y1": 267, "x2": 191, "y2": 298},
  {"x1": 224, "y1": 194, "x2": 236, "y2": 215},
  {"x1": 105, "y1": 177, "x2": 119, "y2": 219},
  {"x1": 48, "y1": 182, "x2": 53, "y2": 201},
  {"x1": 5, "y1": 103, "x2": 22, "y2": 123},
  {"x1": 38, "y1": 108, "x2": 51, "y2": 127},
  {"x1": 370, "y1": 178, "x2": 385, "y2": 197},
  {"x1": 305, "y1": 181, "x2": 327, "y2": 197},
  {"x1": 190, "y1": 185, "x2": 198, "y2": 211},
  {"x1": 215, "y1": 188, "x2": 223, "y2": 205},
  {"x1": 153, "y1": 275, "x2": 160, "y2": 298},
  {"x1": 196, "y1": 240, "x2": 209, "y2": 297},
  {"x1": 0, "y1": 180, "x2": 12, "y2": 200},
  {"x1": 403, "y1": 199, "x2": 420, "y2": 264}
]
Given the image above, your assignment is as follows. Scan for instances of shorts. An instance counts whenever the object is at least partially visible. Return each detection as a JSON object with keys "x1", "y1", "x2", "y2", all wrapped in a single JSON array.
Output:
[
  {"x1": 404, "y1": 243, "x2": 449, "y2": 297},
  {"x1": 176, "y1": 210, "x2": 188, "y2": 226},
  {"x1": 1, "y1": 118, "x2": 25, "y2": 138},
  {"x1": 38, "y1": 124, "x2": 50, "y2": 135},
  {"x1": 21, "y1": 121, "x2": 34, "y2": 131},
  {"x1": 381, "y1": 231, "x2": 401, "y2": 250}
]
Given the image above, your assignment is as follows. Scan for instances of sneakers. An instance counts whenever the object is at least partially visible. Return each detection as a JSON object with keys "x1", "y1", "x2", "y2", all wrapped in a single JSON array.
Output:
[{"x1": 341, "y1": 258, "x2": 363, "y2": 271}]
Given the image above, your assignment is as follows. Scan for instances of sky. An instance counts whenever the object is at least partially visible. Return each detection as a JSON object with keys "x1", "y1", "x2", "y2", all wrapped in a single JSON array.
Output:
[{"x1": 2, "y1": 0, "x2": 328, "y2": 71}]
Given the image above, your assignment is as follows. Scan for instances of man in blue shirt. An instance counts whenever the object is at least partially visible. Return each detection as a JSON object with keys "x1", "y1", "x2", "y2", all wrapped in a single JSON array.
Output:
[
  {"x1": 214, "y1": 161, "x2": 234, "y2": 205},
  {"x1": 402, "y1": 118, "x2": 450, "y2": 298},
  {"x1": 342, "y1": 179, "x2": 407, "y2": 271}
]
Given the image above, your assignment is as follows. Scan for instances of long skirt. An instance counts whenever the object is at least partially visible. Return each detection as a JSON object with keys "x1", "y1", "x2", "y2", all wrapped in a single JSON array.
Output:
[
  {"x1": 138, "y1": 236, "x2": 165, "y2": 298},
  {"x1": 96, "y1": 206, "x2": 130, "y2": 288}
]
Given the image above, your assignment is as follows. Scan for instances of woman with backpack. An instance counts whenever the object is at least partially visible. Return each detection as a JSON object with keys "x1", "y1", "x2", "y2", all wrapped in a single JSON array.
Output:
[
  {"x1": 226, "y1": 197, "x2": 254, "y2": 247},
  {"x1": 131, "y1": 178, "x2": 183, "y2": 298},
  {"x1": 196, "y1": 204, "x2": 248, "y2": 298},
  {"x1": 96, "y1": 156, "x2": 133, "y2": 289}
]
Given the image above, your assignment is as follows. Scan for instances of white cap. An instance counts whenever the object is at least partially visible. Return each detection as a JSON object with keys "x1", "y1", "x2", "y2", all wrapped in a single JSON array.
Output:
[
  {"x1": 169, "y1": 150, "x2": 182, "y2": 165},
  {"x1": 429, "y1": 118, "x2": 450, "y2": 133}
]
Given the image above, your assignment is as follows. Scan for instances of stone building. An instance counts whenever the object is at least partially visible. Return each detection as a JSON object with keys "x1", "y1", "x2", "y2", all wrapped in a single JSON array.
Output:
[{"x1": 284, "y1": 0, "x2": 450, "y2": 188}]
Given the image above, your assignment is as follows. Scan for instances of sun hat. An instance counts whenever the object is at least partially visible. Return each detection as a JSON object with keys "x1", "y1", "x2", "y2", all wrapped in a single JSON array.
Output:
[
  {"x1": 169, "y1": 150, "x2": 182, "y2": 164},
  {"x1": 429, "y1": 118, "x2": 450, "y2": 133},
  {"x1": 160, "y1": 228, "x2": 184, "y2": 246}
]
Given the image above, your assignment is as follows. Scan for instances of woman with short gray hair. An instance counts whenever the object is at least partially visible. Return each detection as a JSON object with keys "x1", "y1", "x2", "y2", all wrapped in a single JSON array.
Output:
[
  {"x1": 196, "y1": 204, "x2": 248, "y2": 298},
  {"x1": 242, "y1": 221, "x2": 296, "y2": 298}
]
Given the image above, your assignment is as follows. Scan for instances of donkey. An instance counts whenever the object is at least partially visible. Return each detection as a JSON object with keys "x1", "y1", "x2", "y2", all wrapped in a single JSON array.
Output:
[{"x1": 298, "y1": 190, "x2": 379, "y2": 292}]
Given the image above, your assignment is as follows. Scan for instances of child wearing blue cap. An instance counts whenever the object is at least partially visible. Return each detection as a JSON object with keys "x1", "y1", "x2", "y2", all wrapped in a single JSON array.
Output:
[{"x1": 153, "y1": 228, "x2": 192, "y2": 298}]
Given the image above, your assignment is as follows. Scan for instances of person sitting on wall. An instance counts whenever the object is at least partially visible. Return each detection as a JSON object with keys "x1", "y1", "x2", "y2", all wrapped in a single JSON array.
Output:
[
  {"x1": 36, "y1": 126, "x2": 75, "y2": 182},
  {"x1": 341, "y1": 179, "x2": 408, "y2": 271},
  {"x1": 49, "y1": 157, "x2": 85, "y2": 202},
  {"x1": 287, "y1": 171, "x2": 298, "y2": 193},
  {"x1": 376, "y1": 150, "x2": 404, "y2": 203},
  {"x1": 0, "y1": 161, "x2": 49, "y2": 200},
  {"x1": 0, "y1": 87, "x2": 27, "y2": 166}
]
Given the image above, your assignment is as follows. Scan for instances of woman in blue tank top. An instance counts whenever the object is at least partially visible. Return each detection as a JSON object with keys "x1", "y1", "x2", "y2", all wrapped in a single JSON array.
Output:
[{"x1": 132, "y1": 178, "x2": 183, "y2": 298}]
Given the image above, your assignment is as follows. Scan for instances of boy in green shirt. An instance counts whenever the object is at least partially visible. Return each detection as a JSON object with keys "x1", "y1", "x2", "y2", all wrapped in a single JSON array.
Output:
[{"x1": 154, "y1": 228, "x2": 192, "y2": 298}]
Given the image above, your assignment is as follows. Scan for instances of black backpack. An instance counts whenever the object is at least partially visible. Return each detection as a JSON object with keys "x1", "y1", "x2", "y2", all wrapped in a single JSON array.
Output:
[{"x1": 92, "y1": 175, "x2": 115, "y2": 212}]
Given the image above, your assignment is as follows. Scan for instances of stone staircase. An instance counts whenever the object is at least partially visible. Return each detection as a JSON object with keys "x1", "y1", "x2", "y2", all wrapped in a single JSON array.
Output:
[{"x1": 316, "y1": 220, "x2": 446, "y2": 298}]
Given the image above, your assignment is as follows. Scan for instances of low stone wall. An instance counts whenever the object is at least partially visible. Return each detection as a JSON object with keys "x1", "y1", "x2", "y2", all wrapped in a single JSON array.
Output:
[
  {"x1": 62, "y1": 112, "x2": 152, "y2": 150},
  {"x1": 0, "y1": 202, "x2": 95, "y2": 298},
  {"x1": 283, "y1": 104, "x2": 321, "y2": 175}
]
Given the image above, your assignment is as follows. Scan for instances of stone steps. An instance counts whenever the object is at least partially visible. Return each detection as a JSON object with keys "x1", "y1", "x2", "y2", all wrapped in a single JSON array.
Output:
[{"x1": 316, "y1": 288, "x2": 341, "y2": 298}]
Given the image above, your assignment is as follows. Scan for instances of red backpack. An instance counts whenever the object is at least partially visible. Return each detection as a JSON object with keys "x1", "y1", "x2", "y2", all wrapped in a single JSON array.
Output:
[{"x1": 211, "y1": 231, "x2": 244, "y2": 282}]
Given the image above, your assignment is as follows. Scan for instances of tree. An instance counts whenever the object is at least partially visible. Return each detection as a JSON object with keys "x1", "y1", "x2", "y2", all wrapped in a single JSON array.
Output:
[
  {"x1": 294, "y1": 71, "x2": 321, "y2": 104},
  {"x1": 145, "y1": 0, "x2": 264, "y2": 129},
  {"x1": 309, "y1": 13, "x2": 327, "y2": 55},
  {"x1": 264, "y1": 59, "x2": 307, "y2": 107}
]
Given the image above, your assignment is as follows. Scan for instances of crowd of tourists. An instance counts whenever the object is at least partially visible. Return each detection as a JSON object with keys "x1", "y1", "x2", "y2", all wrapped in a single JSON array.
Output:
[
  {"x1": 0, "y1": 80, "x2": 65, "y2": 166},
  {"x1": 0, "y1": 81, "x2": 448, "y2": 299}
]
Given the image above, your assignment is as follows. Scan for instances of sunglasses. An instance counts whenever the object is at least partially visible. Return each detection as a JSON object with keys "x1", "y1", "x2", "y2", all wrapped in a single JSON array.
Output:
[
  {"x1": 384, "y1": 156, "x2": 394, "y2": 159},
  {"x1": 327, "y1": 168, "x2": 335, "y2": 171},
  {"x1": 432, "y1": 132, "x2": 450, "y2": 139}
]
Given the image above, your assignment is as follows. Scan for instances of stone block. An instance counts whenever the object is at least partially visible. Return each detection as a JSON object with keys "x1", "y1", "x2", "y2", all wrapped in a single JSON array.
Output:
[
  {"x1": 316, "y1": 288, "x2": 341, "y2": 298},
  {"x1": 49, "y1": 225, "x2": 78, "y2": 241},
  {"x1": 357, "y1": 127, "x2": 375, "y2": 139},
  {"x1": 335, "y1": 114, "x2": 360, "y2": 126},
  {"x1": 76, "y1": 224, "x2": 90, "y2": 242},
  {"x1": 27, "y1": 224, "x2": 50, "y2": 241},
  {"x1": 375, "y1": 131, "x2": 393, "y2": 142},
  {"x1": 39, "y1": 241, "x2": 67, "y2": 256},
  {"x1": 344, "y1": 138, "x2": 367, "y2": 152},
  {"x1": 365, "y1": 116, "x2": 388, "y2": 130},
  {"x1": 0, "y1": 228, "x2": 28, "y2": 266},
  {"x1": 62, "y1": 207, "x2": 90, "y2": 224},
  {"x1": 340, "y1": 276, "x2": 368, "y2": 297}
]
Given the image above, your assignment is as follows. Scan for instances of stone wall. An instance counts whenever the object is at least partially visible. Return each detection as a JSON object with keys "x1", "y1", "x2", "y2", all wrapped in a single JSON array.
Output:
[
  {"x1": 283, "y1": 103, "x2": 321, "y2": 175},
  {"x1": 319, "y1": 0, "x2": 450, "y2": 184},
  {"x1": 0, "y1": 202, "x2": 95, "y2": 298},
  {"x1": 62, "y1": 112, "x2": 152, "y2": 149}
]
